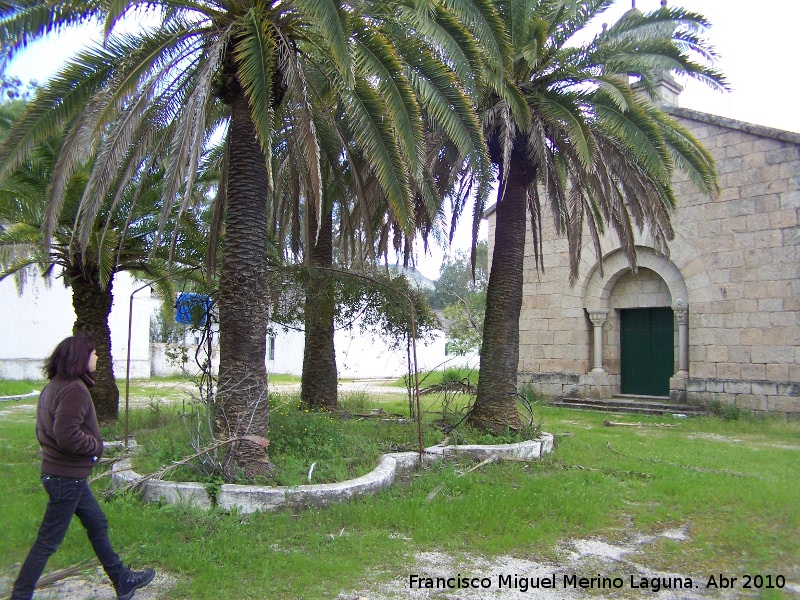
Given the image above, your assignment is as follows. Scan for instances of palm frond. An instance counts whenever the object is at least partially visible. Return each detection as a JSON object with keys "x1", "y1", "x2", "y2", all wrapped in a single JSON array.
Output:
[
  {"x1": 535, "y1": 90, "x2": 594, "y2": 169},
  {"x1": 275, "y1": 27, "x2": 323, "y2": 232},
  {"x1": 234, "y1": 8, "x2": 275, "y2": 160},
  {"x1": 591, "y1": 91, "x2": 672, "y2": 186},
  {"x1": 0, "y1": 0, "x2": 103, "y2": 65},
  {"x1": 352, "y1": 21, "x2": 423, "y2": 183},
  {"x1": 295, "y1": 0, "x2": 351, "y2": 86},
  {"x1": 344, "y1": 79, "x2": 412, "y2": 232}
]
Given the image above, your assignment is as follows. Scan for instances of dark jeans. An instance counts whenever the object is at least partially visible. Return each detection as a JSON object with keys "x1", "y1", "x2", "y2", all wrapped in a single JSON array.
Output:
[{"x1": 11, "y1": 476, "x2": 123, "y2": 600}]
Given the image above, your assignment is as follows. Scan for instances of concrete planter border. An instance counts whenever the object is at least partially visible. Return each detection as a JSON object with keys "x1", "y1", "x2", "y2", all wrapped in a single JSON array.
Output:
[
  {"x1": 0, "y1": 391, "x2": 40, "y2": 403},
  {"x1": 111, "y1": 433, "x2": 554, "y2": 514}
]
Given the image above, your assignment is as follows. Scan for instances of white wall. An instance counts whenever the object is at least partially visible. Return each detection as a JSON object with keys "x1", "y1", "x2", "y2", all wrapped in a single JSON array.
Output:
[
  {"x1": 149, "y1": 323, "x2": 479, "y2": 381},
  {"x1": 267, "y1": 325, "x2": 479, "y2": 380},
  {"x1": 336, "y1": 328, "x2": 478, "y2": 380},
  {"x1": 2, "y1": 267, "x2": 478, "y2": 382},
  {"x1": 110, "y1": 275, "x2": 154, "y2": 379},
  {"x1": 267, "y1": 327, "x2": 305, "y2": 376},
  {"x1": 0, "y1": 270, "x2": 74, "y2": 378},
  {"x1": 0, "y1": 268, "x2": 153, "y2": 379}
]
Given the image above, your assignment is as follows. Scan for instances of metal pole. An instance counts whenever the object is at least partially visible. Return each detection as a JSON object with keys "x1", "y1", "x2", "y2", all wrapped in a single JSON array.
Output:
[
  {"x1": 125, "y1": 273, "x2": 180, "y2": 449},
  {"x1": 408, "y1": 300, "x2": 424, "y2": 464},
  {"x1": 124, "y1": 292, "x2": 135, "y2": 449}
]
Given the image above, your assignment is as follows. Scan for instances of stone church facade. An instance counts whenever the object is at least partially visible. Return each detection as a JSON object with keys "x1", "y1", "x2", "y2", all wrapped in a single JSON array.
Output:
[{"x1": 486, "y1": 83, "x2": 800, "y2": 419}]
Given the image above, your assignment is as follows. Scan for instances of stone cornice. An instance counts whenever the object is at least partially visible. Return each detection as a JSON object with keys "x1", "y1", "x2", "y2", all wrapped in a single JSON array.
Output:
[{"x1": 665, "y1": 106, "x2": 800, "y2": 145}]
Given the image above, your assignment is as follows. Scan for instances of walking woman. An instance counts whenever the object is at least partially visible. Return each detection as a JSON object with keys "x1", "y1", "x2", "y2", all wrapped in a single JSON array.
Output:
[{"x1": 10, "y1": 333, "x2": 155, "y2": 600}]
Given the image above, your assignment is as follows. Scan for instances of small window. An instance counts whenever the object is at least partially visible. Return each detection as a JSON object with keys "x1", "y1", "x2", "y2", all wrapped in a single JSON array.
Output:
[{"x1": 268, "y1": 336, "x2": 275, "y2": 361}]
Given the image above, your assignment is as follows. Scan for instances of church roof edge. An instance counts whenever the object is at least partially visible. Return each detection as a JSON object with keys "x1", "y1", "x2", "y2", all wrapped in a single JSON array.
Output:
[{"x1": 664, "y1": 105, "x2": 800, "y2": 146}]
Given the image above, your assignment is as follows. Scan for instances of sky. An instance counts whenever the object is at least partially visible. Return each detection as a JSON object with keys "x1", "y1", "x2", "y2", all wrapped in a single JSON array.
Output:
[{"x1": 6, "y1": 0, "x2": 799, "y2": 280}]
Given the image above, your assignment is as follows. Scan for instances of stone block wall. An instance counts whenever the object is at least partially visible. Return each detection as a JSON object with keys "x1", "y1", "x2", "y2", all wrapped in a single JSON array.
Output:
[
  {"x1": 487, "y1": 107, "x2": 800, "y2": 417},
  {"x1": 683, "y1": 378, "x2": 799, "y2": 419},
  {"x1": 668, "y1": 109, "x2": 799, "y2": 418},
  {"x1": 518, "y1": 372, "x2": 580, "y2": 399}
]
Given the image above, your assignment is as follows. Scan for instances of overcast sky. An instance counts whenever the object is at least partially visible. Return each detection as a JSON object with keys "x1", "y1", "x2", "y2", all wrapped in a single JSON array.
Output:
[{"x1": 6, "y1": 0, "x2": 798, "y2": 279}]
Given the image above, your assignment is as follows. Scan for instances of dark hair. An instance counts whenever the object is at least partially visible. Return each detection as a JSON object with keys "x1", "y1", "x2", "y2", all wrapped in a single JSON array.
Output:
[{"x1": 44, "y1": 332, "x2": 96, "y2": 379}]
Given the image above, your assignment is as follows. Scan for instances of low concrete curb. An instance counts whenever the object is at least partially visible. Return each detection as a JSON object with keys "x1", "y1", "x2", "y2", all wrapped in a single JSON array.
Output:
[
  {"x1": 111, "y1": 433, "x2": 554, "y2": 514},
  {"x1": 0, "y1": 391, "x2": 40, "y2": 403}
]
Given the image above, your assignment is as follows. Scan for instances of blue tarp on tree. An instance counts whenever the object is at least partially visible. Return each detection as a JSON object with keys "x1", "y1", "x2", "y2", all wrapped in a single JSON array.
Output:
[{"x1": 175, "y1": 293, "x2": 212, "y2": 326}]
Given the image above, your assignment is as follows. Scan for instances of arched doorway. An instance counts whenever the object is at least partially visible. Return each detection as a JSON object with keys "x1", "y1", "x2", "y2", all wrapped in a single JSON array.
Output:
[
  {"x1": 581, "y1": 247, "x2": 689, "y2": 397},
  {"x1": 610, "y1": 267, "x2": 675, "y2": 396}
]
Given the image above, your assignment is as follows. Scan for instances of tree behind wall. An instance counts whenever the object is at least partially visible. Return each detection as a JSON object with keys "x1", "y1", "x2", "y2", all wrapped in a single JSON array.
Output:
[
  {"x1": 300, "y1": 206, "x2": 338, "y2": 410},
  {"x1": 468, "y1": 2, "x2": 725, "y2": 433},
  {"x1": 430, "y1": 241, "x2": 488, "y2": 354},
  {"x1": 0, "y1": 121, "x2": 194, "y2": 420}
]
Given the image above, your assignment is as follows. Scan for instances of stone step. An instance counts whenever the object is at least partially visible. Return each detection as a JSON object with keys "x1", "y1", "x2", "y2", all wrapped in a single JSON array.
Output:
[{"x1": 550, "y1": 396, "x2": 707, "y2": 416}]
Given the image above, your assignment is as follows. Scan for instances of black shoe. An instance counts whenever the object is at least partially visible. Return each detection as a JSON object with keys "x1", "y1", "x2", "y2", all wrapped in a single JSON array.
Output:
[{"x1": 114, "y1": 566, "x2": 156, "y2": 600}]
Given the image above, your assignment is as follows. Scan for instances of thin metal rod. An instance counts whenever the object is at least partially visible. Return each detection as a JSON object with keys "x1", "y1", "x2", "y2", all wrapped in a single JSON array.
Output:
[
  {"x1": 124, "y1": 292, "x2": 135, "y2": 449},
  {"x1": 408, "y1": 304, "x2": 424, "y2": 464},
  {"x1": 125, "y1": 273, "x2": 178, "y2": 449}
]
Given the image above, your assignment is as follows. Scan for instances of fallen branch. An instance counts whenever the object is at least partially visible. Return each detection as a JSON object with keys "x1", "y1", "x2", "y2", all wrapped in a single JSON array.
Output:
[
  {"x1": 351, "y1": 409, "x2": 406, "y2": 420},
  {"x1": 459, "y1": 456, "x2": 498, "y2": 477},
  {"x1": 605, "y1": 443, "x2": 756, "y2": 478},
  {"x1": 426, "y1": 456, "x2": 503, "y2": 502},
  {"x1": 36, "y1": 559, "x2": 98, "y2": 589},
  {"x1": 420, "y1": 381, "x2": 473, "y2": 396},
  {"x1": 95, "y1": 435, "x2": 269, "y2": 490},
  {"x1": 639, "y1": 456, "x2": 757, "y2": 478},
  {"x1": 426, "y1": 484, "x2": 443, "y2": 502},
  {"x1": 353, "y1": 409, "x2": 387, "y2": 418},
  {"x1": 604, "y1": 419, "x2": 641, "y2": 427}
]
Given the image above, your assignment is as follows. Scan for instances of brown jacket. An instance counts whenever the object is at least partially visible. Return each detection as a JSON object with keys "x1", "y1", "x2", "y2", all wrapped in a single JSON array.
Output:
[{"x1": 36, "y1": 374, "x2": 104, "y2": 478}]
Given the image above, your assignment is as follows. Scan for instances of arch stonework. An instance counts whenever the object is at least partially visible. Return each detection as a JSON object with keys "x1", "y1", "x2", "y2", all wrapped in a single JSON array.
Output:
[
  {"x1": 582, "y1": 246, "x2": 688, "y2": 310},
  {"x1": 577, "y1": 246, "x2": 690, "y2": 399}
]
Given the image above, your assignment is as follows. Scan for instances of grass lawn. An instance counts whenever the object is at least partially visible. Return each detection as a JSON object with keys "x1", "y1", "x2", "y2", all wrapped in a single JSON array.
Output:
[
  {"x1": 0, "y1": 379, "x2": 46, "y2": 396},
  {"x1": 0, "y1": 380, "x2": 798, "y2": 599}
]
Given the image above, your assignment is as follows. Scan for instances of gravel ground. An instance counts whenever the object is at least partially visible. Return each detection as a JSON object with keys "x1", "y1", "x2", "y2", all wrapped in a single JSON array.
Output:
[
  {"x1": 336, "y1": 527, "x2": 746, "y2": 600},
  {"x1": 9, "y1": 525, "x2": 797, "y2": 599}
]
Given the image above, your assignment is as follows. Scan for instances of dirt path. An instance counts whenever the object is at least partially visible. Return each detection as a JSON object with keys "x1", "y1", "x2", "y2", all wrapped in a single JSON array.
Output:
[
  {"x1": 8, "y1": 525, "x2": 793, "y2": 599},
  {"x1": 117, "y1": 378, "x2": 405, "y2": 409}
]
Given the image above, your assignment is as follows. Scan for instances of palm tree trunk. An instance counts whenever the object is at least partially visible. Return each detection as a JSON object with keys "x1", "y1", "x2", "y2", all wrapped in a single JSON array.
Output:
[
  {"x1": 469, "y1": 158, "x2": 534, "y2": 433},
  {"x1": 70, "y1": 268, "x2": 119, "y2": 423},
  {"x1": 217, "y1": 82, "x2": 271, "y2": 478},
  {"x1": 301, "y1": 206, "x2": 338, "y2": 410}
]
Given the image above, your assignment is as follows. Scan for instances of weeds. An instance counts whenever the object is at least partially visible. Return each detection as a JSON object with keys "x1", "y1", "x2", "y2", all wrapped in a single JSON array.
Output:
[
  {"x1": 338, "y1": 390, "x2": 374, "y2": 413},
  {"x1": 2, "y1": 378, "x2": 798, "y2": 600},
  {"x1": 707, "y1": 399, "x2": 752, "y2": 421}
]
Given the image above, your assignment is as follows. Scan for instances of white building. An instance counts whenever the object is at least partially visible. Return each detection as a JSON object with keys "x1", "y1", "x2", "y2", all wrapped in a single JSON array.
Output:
[
  {"x1": 2, "y1": 267, "x2": 476, "y2": 382},
  {"x1": 0, "y1": 269, "x2": 153, "y2": 379}
]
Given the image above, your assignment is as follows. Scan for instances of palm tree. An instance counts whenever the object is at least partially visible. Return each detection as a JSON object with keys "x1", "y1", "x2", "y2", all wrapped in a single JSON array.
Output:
[
  {"x1": 0, "y1": 0, "x2": 500, "y2": 474},
  {"x1": 260, "y1": 1, "x2": 514, "y2": 412},
  {"x1": 0, "y1": 106, "x2": 198, "y2": 421},
  {"x1": 465, "y1": 0, "x2": 726, "y2": 433}
]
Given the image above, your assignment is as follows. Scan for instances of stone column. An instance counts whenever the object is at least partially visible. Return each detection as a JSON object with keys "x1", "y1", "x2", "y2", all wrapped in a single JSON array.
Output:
[
  {"x1": 586, "y1": 308, "x2": 609, "y2": 373},
  {"x1": 673, "y1": 300, "x2": 689, "y2": 377}
]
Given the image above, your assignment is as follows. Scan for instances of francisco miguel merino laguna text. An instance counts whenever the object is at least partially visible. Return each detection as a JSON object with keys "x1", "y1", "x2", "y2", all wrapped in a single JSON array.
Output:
[{"x1": 409, "y1": 573, "x2": 696, "y2": 593}]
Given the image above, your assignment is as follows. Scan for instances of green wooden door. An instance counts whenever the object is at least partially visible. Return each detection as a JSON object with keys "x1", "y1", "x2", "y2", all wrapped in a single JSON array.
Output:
[{"x1": 620, "y1": 307, "x2": 674, "y2": 396}]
